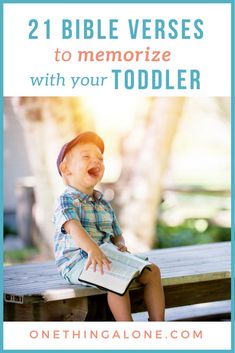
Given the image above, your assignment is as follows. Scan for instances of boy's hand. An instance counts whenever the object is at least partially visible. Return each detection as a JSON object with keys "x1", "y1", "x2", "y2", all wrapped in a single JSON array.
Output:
[
  {"x1": 86, "y1": 245, "x2": 111, "y2": 274},
  {"x1": 116, "y1": 242, "x2": 129, "y2": 253}
]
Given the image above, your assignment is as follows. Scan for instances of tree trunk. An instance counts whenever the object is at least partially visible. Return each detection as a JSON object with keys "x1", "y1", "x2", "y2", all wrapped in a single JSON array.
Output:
[
  {"x1": 12, "y1": 97, "x2": 92, "y2": 255},
  {"x1": 115, "y1": 97, "x2": 186, "y2": 252}
]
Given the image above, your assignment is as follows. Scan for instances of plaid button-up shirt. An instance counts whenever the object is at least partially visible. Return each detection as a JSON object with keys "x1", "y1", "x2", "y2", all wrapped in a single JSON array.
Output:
[{"x1": 53, "y1": 185, "x2": 122, "y2": 277}]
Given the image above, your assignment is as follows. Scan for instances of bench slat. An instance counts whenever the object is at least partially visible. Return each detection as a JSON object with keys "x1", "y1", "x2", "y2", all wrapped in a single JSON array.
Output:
[
  {"x1": 4, "y1": 242, "x2": 231, "y2": 304},
  {"x1": 133, "y1": 300, "x2": 231, "y2": 321}
]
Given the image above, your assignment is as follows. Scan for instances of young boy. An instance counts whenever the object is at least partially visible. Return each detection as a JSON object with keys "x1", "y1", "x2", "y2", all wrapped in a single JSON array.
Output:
[{"x1": 53, "y1": 131, "x2": 165, "y2": 321}]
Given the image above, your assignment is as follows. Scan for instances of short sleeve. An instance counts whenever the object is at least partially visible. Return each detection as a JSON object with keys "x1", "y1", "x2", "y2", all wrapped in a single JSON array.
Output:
[{"x1": 53, "y1": 194, "x2": 80, "y2": 233}]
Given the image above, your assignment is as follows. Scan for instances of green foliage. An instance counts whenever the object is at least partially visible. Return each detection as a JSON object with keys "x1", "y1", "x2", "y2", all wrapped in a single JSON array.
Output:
[
  {"x1": 4, "y1": 247, "x2": 39, "y2": 265},
  {"x1": 4, "y1": 224, "x2": 17, "y2": 237},
  {"x1": 156, "y1": 219, "x2": 230, "y2": 248}
]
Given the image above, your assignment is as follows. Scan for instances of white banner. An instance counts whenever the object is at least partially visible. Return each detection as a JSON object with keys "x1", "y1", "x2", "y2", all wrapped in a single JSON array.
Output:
[
  {"x1": 4, "y1": 321, "x2": 231, "y2": 350},
  {"x1": 3, "y1": 3, "x2": 231, "y2": 96}
]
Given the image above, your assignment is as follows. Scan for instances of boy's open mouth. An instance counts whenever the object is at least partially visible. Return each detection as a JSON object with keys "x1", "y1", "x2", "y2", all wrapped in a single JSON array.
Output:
[{"x1": 87, "y1": 167, "x2": 101, "y2": 178}]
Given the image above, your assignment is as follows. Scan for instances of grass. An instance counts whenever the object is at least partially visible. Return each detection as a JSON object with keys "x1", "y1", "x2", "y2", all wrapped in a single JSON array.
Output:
[
  {"x1": 4, "y1": 247, "x2": 39, "y2": 265},
  {"x1": 156, "y1": 218, "x2": 230, "y2": 249}
]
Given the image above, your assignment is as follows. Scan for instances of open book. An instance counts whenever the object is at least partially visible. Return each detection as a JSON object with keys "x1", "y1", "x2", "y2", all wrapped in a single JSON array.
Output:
[{"x1": 79, "y1": 243, "x2": 151, "y2": 295}]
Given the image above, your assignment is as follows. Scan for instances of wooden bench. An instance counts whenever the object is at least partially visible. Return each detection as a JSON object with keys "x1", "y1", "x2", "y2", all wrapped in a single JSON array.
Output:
[{"x1": 4, "y1": 242, "x2": 231, "y2": 321}]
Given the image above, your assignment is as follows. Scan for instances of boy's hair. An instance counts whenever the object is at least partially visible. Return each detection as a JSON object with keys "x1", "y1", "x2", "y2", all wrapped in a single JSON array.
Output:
[{"x1": 57, "y1": 131, "x2": 104, "y2": 176}]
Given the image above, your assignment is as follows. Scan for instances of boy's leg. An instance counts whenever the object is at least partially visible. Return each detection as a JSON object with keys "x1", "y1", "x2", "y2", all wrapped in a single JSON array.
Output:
[
  {"x1": 137, "y1": 264, "x2": 165, "y2": 321},
  {"x1": 107, "y1": 291, "x2": 133, "y2": 321}
]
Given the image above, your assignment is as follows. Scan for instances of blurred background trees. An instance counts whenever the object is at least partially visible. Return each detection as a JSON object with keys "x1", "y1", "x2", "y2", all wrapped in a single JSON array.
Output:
[
  {"x1": 114, "y1": 97, "x2": 185, "y2": 251},
  {"x1": 4, "y1": 96, "x2": 230, "y2": 263}
]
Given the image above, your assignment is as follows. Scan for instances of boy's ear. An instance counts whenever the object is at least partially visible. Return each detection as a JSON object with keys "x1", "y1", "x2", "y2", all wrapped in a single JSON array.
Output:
[{"x1": 59, "y1": 161, "x2": 71, "y2": 176}]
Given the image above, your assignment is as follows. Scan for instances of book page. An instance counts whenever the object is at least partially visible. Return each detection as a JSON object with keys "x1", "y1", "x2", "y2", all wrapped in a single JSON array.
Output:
[
  {"x1": 79, "y1": 258, "x2": 138, "y2": 294},
  {"x1": 79, "y1": 243, "x2": 151, "y2": 293},
  {"x1": 100, "y1": 243, "x2": 151, "y2": 272}
]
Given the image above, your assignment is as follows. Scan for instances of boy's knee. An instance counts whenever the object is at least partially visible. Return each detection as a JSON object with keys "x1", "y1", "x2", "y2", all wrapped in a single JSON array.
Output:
[
  {"x1": 138, "y1": 264, "x2": 161, "y2": 284},
  {"x1": 149, "y1": 264, "x2": 161, "y2": 278}
]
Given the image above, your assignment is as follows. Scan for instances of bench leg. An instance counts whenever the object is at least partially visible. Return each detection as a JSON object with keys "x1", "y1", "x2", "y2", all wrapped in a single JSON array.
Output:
[
  {"x1": 5, "y1": 297, "x2": 89, "y2": 321},
  {"x1": 4, "y1": 295, "x2": 115, "y2": 321},
  {"x1": 86, "y1": 295, "x2": 115, "y2": 321}
]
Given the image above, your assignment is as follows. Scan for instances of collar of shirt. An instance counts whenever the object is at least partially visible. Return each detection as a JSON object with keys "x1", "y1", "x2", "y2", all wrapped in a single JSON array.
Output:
[{"x1": 66, "y1": 185, "x2": 103, "y2": 203}]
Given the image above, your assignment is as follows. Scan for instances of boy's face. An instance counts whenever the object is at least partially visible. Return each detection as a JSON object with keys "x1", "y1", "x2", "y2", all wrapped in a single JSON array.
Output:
[{"x1": 63, "y1": 142, "x2": 104, "y2": 193}]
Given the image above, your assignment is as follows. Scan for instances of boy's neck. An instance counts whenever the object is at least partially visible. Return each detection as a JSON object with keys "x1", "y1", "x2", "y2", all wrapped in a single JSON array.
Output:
[{"x1": 68, "y1": 183, "x2": 94, "y2": 196}]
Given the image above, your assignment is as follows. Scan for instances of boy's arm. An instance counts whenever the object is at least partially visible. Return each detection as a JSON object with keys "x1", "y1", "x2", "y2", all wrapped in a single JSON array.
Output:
[
  {"x1": 112, "y1": 235, "x2": 128, "y2": 252},
  {"x1": 63, "y1": 219, "x2": 111, "y2": 274}
]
